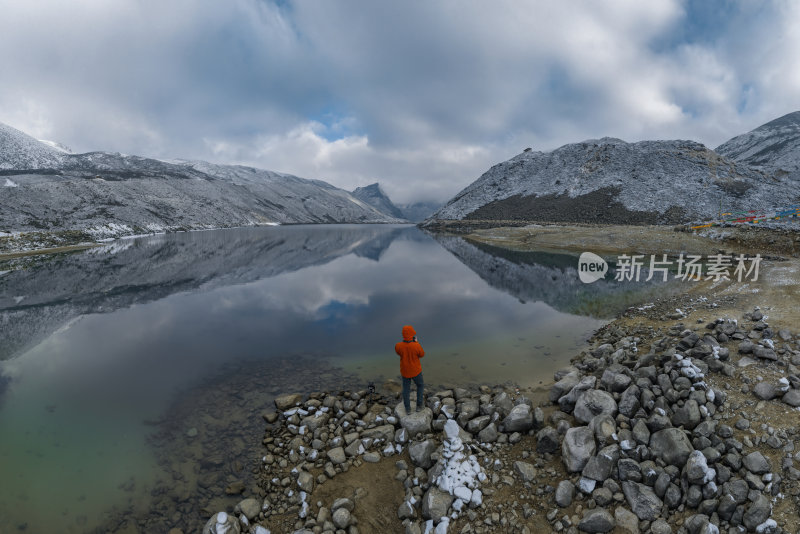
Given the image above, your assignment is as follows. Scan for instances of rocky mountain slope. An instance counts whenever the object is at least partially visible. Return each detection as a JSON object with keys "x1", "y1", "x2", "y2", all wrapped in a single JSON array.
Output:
[
  {"x1": 716, "y1": 111, "x2": 800, "y2": 176},
  {"x1": 0, "y1": 122, "x2": 403, "y2": 236},
  {"x1": 351, "y1": 182, "x2": 408, "y2": 221},
  {"x1": 431, "y1": 114, "x2": 800, "y2": 224},
  {"x1": 0, "y1": 122, "x2": 66, "y2": 170}
]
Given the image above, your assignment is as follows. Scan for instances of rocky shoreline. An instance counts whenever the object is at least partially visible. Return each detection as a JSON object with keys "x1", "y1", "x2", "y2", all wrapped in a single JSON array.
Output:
[{"x1": 190, "y1": 300, "x2": 800, "y2": 534}]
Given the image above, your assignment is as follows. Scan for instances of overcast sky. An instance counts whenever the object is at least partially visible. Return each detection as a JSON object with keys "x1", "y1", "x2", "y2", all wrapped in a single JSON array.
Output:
[{"x1": 1, "y1": 0, "x2": 799, "y2": 204}]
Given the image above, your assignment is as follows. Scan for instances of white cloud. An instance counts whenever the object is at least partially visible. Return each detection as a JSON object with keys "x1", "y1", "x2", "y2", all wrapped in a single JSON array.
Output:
[{"x1": 203, "y1": 120, "x2": 494, "y2": 204}]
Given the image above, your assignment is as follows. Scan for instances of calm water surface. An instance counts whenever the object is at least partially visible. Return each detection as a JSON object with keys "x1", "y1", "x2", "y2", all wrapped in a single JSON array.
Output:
[{"x1": 0, "y1": 224, "x2": 676, "y2": 532}]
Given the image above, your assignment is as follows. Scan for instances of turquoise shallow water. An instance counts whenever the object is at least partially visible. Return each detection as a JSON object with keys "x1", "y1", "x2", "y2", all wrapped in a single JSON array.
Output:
[{"x1": 0, "y1": 224, "x2": 675, "y2": 532}]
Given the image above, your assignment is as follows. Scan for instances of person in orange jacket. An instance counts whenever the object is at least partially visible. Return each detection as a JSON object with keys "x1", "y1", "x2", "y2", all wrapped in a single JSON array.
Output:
[{"x1": 395, "y1": 325, "x2": 425, "y2": 413}]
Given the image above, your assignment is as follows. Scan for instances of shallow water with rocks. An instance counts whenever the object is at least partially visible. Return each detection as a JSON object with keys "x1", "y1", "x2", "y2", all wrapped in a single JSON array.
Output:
[{"x1": 0, "y1": 224, "x2": 680, "y2": 532}]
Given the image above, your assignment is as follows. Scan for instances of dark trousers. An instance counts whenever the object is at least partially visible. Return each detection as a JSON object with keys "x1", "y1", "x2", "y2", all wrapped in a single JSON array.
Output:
[{"x1": 402, "y1": 372, "x2": 424, "y2": 411}]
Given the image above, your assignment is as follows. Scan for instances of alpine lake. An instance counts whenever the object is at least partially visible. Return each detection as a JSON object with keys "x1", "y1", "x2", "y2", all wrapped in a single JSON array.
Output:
[{"x1": 0, "y1": 224, "x2": 682, "y2": 533}]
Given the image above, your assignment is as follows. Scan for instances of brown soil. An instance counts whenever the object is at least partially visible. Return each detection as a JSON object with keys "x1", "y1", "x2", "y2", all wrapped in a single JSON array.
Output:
[
  {"x1": 260, "y1": 454, "x2": 405, "y2": 534},
  {"x1": 315, "y1": 456, "x2": 406, "y2": 534}
]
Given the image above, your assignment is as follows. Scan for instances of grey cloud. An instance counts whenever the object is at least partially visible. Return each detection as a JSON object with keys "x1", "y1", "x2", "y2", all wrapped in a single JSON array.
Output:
[{"x1": 1, "y1": 1, "x2": 798, "y2": 205}]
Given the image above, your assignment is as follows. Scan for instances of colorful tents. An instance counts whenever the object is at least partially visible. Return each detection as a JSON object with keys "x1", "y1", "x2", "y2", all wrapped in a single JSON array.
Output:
[{"x1": 690, "y1": 205, "x2": 800, "y2": 229}]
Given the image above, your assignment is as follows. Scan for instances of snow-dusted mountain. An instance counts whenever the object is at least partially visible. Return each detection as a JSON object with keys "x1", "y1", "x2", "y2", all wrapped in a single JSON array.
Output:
[
  {"x1": 0, "y1": 122, "x2": 66, "y2": 170},
  {"x1": 0, "y1": 122, "x2": 403, "y2": 235},
  {"x1": 351, "y1": 182, "x2": 407, "y2": 221},
  {"x1": 431, "y1": 135, "x2": 799, "y2": 224},
  {"x1": 716, "y1": 111, "x2": 800, "y2": 175}
]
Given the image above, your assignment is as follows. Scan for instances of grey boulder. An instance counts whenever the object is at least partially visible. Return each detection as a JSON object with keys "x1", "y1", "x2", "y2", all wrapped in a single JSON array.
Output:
[
  {"x1": 421, "y1": 487, "x2": 453, "y2": 520},
  {"x1": 478, "y1": 422, "x2": 498, "y2": 443},
  {"x1": 409, "y1": 439, "x2": 437, "y2": 469},
  {"x1": 400, "y1": 408, "x2": 433, "y2": 436},
  {"x1": 573, "y1": 390, "x2": 618, "y2": 424},
  {"x1": 327, "y1": 447, "x2": 347, "y2": 465},
  {"x1": 649, "y1": 428, "x2": 693, "y2": 467},
  {"x1": 578, "y1": 508, "x2": 615, "y2": 533},
  {"x1": 743, "y1": 494, "x2": 771, "y2": 531},
  {"x1": 562, "y1": 426, "x2": 597, "y2": 472},
  {"x1": 513, "y1": 461, "x2": 537, "y2": 483},
  {"x1": 622, "y1": 481, "x2": 663, "y2": 521},
  {"x1": 555, "y1": 480, "x2": 575, "y2": 507},
  {"x1": 550, "y1": 371, "x2": 581, "y2": 402},
  {"x1": 782, "y1": 389, "x2": 800, "y2": 407},
  {"x1": 742, "y1": 451, "x2": 770, "y2": 474},
  {"x1": 503, "y1": 404, "x2": 534, "y2": 432},
  {"x1": 536, "y1": 426, "x2": 561, "y2": 453}
]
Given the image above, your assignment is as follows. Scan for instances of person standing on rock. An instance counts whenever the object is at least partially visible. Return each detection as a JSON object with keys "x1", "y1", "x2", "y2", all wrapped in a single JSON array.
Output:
[{"x1": 395, "y1": 325, "x2": 425, "y2": 413}]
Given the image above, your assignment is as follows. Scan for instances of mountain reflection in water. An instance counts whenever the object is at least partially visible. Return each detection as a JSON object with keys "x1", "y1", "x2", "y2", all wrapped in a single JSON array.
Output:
[{"x1": 434, "y1": 235, "x2": 679, "y2": 318}]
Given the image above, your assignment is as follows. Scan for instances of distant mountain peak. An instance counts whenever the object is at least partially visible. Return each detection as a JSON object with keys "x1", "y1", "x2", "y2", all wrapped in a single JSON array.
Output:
[
  {"x1": 359, "y1": 182, "x2": 383, "y2": 190},
  {"x1": 352, "y1": 182, "x2": 407, "y2": 220}
]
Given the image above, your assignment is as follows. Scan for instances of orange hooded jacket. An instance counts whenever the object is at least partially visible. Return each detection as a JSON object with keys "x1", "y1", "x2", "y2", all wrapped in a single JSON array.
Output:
[{"x1": 395, "y1": 325, "x2": 425, "y2": 378}]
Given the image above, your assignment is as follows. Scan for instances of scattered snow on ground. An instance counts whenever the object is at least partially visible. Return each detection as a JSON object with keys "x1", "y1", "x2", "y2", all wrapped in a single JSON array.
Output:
[
  {"x1": 434, "y1": 420, "x2": 485, "y2": 524},
  {"x1": 4, "y1": 178, "x2": 18, "y2": 187},
  {"x1": 756, "y1": 519, "x2": 777, "y2": 534}
]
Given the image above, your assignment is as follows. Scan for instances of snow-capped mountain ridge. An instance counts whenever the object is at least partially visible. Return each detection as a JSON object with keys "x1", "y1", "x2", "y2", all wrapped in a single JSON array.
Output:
[
  {"x1": 0, "y1": 121, "x2": 404, "y2": 234},
  {"x1": 431, "y1": 113, "x2": 800, "y2": 224}
]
